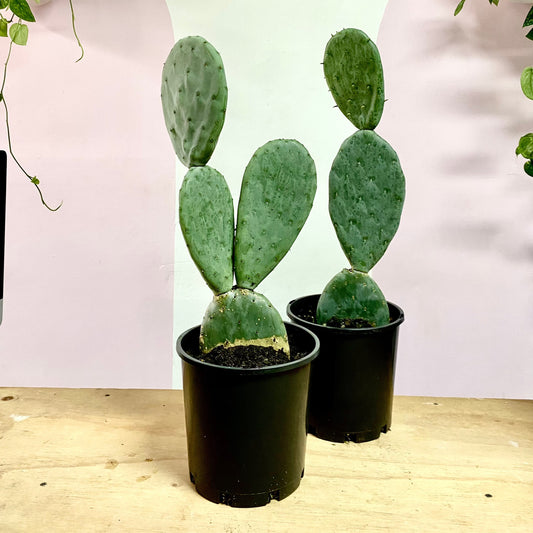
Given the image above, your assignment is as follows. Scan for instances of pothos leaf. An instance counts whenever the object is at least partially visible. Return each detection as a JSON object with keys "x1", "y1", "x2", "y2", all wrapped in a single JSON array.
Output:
[
  {"x1": 521, "y1": 67, "x2": 533, "y2": 100},
  {"x1": 524, "y1": 160, "x2": 533, "y2": 177},
  {"x1": 516, "y1": 133, "x2": 533, "y2": 159},
  {"x1": 454, "y1": 0, "x2": 466, "y2": 16},
  {"x1": 0, "y1": 0, "x2": 9, "y2": 9},
  {"x1": 9, "y1": 23, "x2": 28, "y2": 45},
  {"x1": 9, "y1": 0, "x2": 36, "y2": 23},
  {"x1": 524, "y1": 7, "x2": 533, "y2": 28},
  {"x1": 0, "y1": 19, "x2": 7, "y2": 38}
]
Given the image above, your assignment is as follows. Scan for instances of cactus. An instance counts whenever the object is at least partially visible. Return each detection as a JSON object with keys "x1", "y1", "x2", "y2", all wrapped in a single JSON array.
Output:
[
  {"x1": 162, "y1": 36, "x2": 317, "y2": 359},
  {"x1": 323, "y1": 28, "x2": 384, "y2": 131},
  {"x1": 235, "y1": 139, "x2": 317, "y2": 290},
  {"x1": 316, "y1": 29, "x2": 405, "y2": 328},
  {"x1": 161, "y1": 36, "x2": 228, "y2": 168}
]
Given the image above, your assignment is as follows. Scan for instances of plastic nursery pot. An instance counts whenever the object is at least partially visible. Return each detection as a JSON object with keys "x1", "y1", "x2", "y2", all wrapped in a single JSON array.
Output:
[
  {"x1": 176, "y1": 322, "x2": 319, "y2": 508},
  {"x1": 287, "y1": 294, "x2": 404, "y2": 444}
]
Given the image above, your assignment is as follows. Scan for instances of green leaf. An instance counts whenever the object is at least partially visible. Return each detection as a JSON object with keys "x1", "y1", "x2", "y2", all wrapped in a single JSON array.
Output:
[
  {"x1": 0, "y1": 19, "x2": 7, "y2": 38},
  {"x1": 9, "y1": 0, "x2": 35, "y2": 23},
  {"x1": 454, "y1": 0, "x2": 466, "y2": 16},
  {"x1": 516, "y1": 133, "x2": 533, "y2": 159},
  {"x1": 9, "y1": 22, "x2": 28, "y2": 45},
  {"x1": 524, "y1": 7, "x2": 533, "y2": 28},
  {"x1": 526, "y1": 27, "x2": 533, "y2": 41},
  {"x1": 490, "y1": 0, "x2": 499, "y2": 6},
  {"x1": 0, "y1": 0, "x2": 9, "y2": 9},
  {"x1": 521, "y1": 67, "x2": 533, "y2": 100},
  {"x1": 524, "y1": 160, "x2": 533, "y2": 177}
]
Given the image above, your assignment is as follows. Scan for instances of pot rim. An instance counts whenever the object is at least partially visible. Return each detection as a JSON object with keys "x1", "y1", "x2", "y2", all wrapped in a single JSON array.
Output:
[
  {"x1": 176, "y1": 321, "x2": 320, "y2": 375},
  {"x1": 287, "y1": 294, "x2": 405, "y2": 335}
]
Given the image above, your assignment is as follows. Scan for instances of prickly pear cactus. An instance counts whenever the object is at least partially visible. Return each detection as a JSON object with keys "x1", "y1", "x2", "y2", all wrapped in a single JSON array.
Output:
[
  {"x1": 164, "y1": 36, "x2": 317, "y2": 359},
  {"x1": 179, "y1": 166, "x2": 234, "y2": 295},
  {"x1": 323, "y1": 28, "x2": 384, "y2": 131},
  {"x1": 161, "y1": 36, "x2": 227, "y2": 168},
  {"x1": 200, "y1": 289, "x2": 289, "y2": 355},
  {"x1": 316, "y1": 270, "x2": 389, "y2": 328},
  {"x1": 329, "y1": 130, "x2": 404, "y2": 273},
  {"x1": 317, "y1": 28, "x2": 405, "y2": 328},
  {"x1": 235, "y1": 139, "x2": 317, "y2": 290}
]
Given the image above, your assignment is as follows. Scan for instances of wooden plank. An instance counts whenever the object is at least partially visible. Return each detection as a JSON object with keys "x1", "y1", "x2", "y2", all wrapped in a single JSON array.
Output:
[{"x1": 1, "y1": 389, "x2": 532, "y2": 532}]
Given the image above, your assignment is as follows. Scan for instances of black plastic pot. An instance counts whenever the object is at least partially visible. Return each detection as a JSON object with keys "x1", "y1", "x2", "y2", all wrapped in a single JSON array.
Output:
[
  {"x1": 287, "y1": 294, "x2": 404, "y2": 443},
  {"x1": 176, "y1": 322, "x2": 319, "y2": 507}
]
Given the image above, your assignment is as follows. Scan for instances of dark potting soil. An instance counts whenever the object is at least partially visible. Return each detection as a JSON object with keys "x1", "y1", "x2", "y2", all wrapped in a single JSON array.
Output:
[
  {"x1": 193, "y1": 330, "x2": 307, "y2": 369},
  {"x1": 297, "y1": 303, "x2": 380, "y2": 329}
]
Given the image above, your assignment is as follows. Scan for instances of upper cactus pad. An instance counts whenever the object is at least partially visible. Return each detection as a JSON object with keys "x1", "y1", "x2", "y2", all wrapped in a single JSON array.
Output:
[
  {"x1": 234, "y1": 139, "x2": 317, "y2": 290},
  {"x1": 179, "y1": 166, "x2": 234, "y2": 294},
  {"x1": 323, "y1": 28, "x2": 384, "y2": 130},
  {"x1": 329, "y1": 129, "x2": 405, "y2": 273},
  {"x1": 161, "y1": 36, "x2": 227, "y2": 167}
]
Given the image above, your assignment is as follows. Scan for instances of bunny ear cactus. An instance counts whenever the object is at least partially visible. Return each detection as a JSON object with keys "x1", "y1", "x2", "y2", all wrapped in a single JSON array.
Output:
[
  {"x1": 161, "y1": 36, "x2": 228, "y2": 167},
  {"x1": 317, "y1": 28, "x2": 405, "y2": 328},
  {"x1": 163, "y1": 36, "x2": 317, "y2": 360}
]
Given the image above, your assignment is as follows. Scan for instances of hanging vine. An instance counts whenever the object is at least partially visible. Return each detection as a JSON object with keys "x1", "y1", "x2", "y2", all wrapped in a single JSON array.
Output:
[{"x1": 0, "y1": 0, "x2": 84, "y2": 210}]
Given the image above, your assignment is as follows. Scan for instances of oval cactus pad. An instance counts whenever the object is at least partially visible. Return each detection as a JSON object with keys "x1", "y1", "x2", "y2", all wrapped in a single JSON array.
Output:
[
  {"x1": 200, "y1": 289, "x2": 289, "y2": 356},
  {"x1": 316, "y1": 269, "x2": 390, "y2": 327},
  {"x1": 329, "y1": 130, "x2": 405, "y2": 273},
  {"x1": 179, "y1": 166, "x2": 234, "y2": 294},
  {"x1": 234, "y1": 139, "x2": 317, "y2": 290},
  {"x1": 161, "y1": 36, "x2": 227, "y2": 167},
  {"x1": 323, "y1": 28, "x2": 384, "y2": 130}
]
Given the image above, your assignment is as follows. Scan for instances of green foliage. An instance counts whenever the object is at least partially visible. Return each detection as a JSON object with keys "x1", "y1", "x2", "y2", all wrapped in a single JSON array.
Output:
[
  {"x1": 234, "y1": 139, "x2": 317, "y2": 290},
  {"x1": 318, "y1": 29, "x2": 405, "y2": 328},
  {"x1": 329, "y1": 129, "x2": 405, "y2": 273},
  {"x1": 9, "y1": 22, "x2": 28, "y2": 45},
  {"x1": 516, "y1": 133, "x2": 533, "y2": 175},
  {"x1": 165, "y1": 36, "x2": 317, "y2": 357},
  {"x1": 316, "y1": 270, "x2": 390, "y2": 328},
  {"x1": 179, "y1": 166, "x2": 234, "y2": 295},
  {"x1": 323, "y1": 28, "x2": 384, "y2": 131},
  {"x1": 161, "y1": 36, "x2": 227, "y2": 168},
  {"x1": 516, "y1": 133, "x2": 533, "y2": 159},
  {"x1": 521, "y1": 67, "x2": 533, "y2": 100},
  {"x1": 200, "y1": 289, "x2": 289, "y2": 356}
]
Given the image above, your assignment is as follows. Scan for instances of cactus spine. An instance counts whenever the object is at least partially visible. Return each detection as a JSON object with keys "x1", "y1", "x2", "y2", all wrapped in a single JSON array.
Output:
[
  {"x1": 162, "y1": 36, "x2": 316, "y2": 358},
  {"x1": 316, "y1": 29, "x2": 405, "y2": 328}
]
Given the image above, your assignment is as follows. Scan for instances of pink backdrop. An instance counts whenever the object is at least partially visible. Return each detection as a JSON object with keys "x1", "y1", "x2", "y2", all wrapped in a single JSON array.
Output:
[{"x1": 0, "y1": 0, "x2": 175, "y2": 388}]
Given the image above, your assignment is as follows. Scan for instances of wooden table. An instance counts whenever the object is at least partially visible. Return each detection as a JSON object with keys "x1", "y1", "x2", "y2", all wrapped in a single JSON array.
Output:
[{"x1": 1, "y1": 388, "x2": 531, "y2": 532}]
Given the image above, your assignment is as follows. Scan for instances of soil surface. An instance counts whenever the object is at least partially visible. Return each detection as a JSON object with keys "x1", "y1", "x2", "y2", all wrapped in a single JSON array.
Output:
[
  {"x1": 296, "y1": 303, "x2": 376, "y2": 328},
  {"x1": 192, "y1": 330, "x2": 307, "y2": 369}
]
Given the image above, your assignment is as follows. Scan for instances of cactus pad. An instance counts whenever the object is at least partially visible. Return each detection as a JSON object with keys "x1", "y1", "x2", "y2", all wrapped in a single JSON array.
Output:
[
  {"x1": 329, "y1": 129, "x2": 405, "y2": 273},
  {"x1": 179, "y1": 166, "x2": 234, "y2": 294},
  {"x1": 161, "y1": 36, "x2": 227, "y2": 167},
  {"x1": 200, "y1": 289, "x2": 289, "y2": 355},
  {"x1": 234, "y1": 139, "x2": 317, "y2": 290},
  {"x1": 323, "y1": 28, "x2": 384, "y2": 130},
  {"x1": 316, "y1": 269, "x2": 390, "y2": 327}
]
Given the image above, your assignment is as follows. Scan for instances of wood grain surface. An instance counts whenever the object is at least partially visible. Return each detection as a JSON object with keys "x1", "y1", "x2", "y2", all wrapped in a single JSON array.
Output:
[{"x1": 1, "y1": 388, "x2": 531, "y2": 532}]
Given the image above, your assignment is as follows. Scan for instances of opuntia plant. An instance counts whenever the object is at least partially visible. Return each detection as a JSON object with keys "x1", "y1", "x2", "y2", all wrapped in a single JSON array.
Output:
[
  {"x1": 162, "y1": 36, "x2": 317, "y2": 359},
  {"x1": 316, "y1": 28, "x2": 405, "y2": 328}
]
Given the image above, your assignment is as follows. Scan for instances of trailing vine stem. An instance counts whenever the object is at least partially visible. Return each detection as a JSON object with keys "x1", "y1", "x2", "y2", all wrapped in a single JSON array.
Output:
[
  {"x1": 69, "y1": 0, "x2": 83, "y2": 62},
  {"x1": 1, "y1": 38, "x2": 62, "y2": 211}
]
